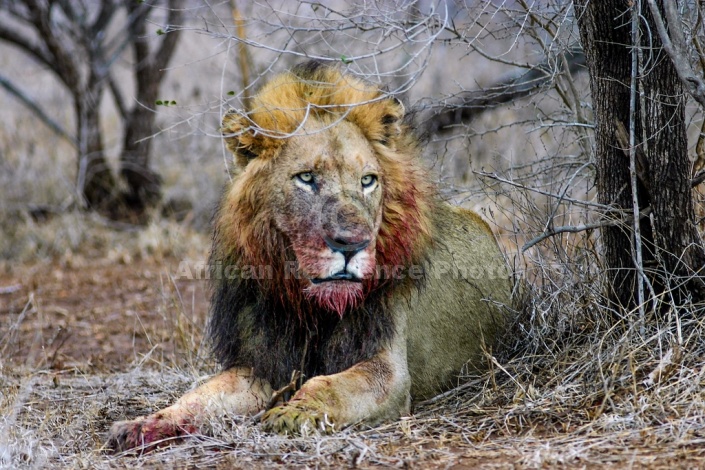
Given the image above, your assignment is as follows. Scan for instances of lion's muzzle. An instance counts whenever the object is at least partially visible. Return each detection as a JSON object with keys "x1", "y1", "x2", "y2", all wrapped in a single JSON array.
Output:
[{"x1": 310, "y1": 234, "x2": 370, "y2": 282}]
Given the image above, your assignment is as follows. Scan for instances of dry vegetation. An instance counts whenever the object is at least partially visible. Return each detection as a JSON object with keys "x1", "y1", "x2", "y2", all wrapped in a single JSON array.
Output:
[{"x1": 2, "y1": 1, "x2": 705, "y2": 468}]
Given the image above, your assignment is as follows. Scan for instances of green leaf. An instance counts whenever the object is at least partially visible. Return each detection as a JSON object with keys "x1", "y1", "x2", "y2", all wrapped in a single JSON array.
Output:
[
  {"x1": 227, "y1": 91, "x2": 235, "y2": 96},
  {"x1": 155, "y1": 100, "x2": 163, "y2": 105},
  {"x1": 170, "y1": 100, "x2": 177, "y2": 106},
  {"x1": 340, "y1": 55, "x2": 352, "y2": 64},
  {"x1": 156, "y1": 29, "x2": 164, "y2": 35}
]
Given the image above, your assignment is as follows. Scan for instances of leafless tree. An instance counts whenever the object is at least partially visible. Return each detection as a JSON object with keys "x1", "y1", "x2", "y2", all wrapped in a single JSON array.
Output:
[{"x1": 0, "y1": 0, "x2": 182, "y2": 221}]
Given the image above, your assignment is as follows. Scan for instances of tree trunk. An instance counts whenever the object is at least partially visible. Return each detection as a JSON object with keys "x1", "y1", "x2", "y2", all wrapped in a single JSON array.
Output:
[
  {"x1": 75, "y1": 86, "x2": 118, "y2": 212},
  {"x1": 575, "y1": 0, "x2": 705, "y2": 311},
  {"x1": 121, "y1": 103, "x2": 162, "y2": 211},
  {"x1": 640, "y1": 15, "x2": 705, "y2": 294},
  {"x1": 119, "y1": 10, "x2": 163, "y2": 214},
  {"x1": 119, "y1": 0, "x2": 183, "y2": 213}
]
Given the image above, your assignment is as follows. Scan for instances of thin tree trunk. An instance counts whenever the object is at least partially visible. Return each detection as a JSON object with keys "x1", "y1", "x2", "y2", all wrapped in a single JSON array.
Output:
[
  {"x1": 75, "y1": 86, "x2": 117, "y2": 211},
  {"x1": 121, "y1": 102, "x2": 162, "y2": 211},
  {"x1": 575, "y1": 0, "x2": 648, "y2": 311},
  {"x1": 120, "y1": 0, "x2": 182, "y2": 212}
]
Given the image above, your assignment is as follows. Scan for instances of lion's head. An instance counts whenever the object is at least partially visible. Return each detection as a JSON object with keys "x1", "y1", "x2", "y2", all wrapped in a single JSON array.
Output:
[{"x1": 214, "y1": 61, "x2": 433, "y2": 316}]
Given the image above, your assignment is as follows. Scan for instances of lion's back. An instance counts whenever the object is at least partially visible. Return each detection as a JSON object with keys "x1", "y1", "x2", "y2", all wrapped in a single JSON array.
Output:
[{"x1": 403, "y1": 203, "x2": 512, "y2": 401}]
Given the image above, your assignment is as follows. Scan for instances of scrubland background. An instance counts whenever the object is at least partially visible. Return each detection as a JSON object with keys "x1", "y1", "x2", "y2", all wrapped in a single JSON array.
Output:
[{"x1": 2, "y1": 1, "x2": 705, "y2": 468}]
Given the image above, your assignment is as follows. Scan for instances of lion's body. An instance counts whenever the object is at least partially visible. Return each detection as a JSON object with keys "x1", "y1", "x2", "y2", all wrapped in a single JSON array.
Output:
[
  {"x1": 406, "y1": 204, "x2": 508, "y2": 400},
  {"x1": 108, "y1": 62, "x2": 512, "y2": 451}
]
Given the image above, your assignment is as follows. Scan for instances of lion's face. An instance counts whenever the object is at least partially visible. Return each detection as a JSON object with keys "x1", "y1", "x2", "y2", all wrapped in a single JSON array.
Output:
[
  {"x1": 269, "y1": 119, "x2": 383, "y2": 314},
  {"x1": 218, "y1": 63, "x2": 433, "y2": 318}
]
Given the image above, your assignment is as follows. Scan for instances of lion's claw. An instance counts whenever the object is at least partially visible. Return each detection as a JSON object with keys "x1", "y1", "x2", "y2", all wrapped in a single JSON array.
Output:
[
  {"x1": 106, "y1": 414, "x2": 195, "y2": 453},
  {"x1": 261, "y1": 403, "x2": 336, "y2": 435},
  {"x1": 107, "y1": 418, "x2": 145, "y2": 453}
]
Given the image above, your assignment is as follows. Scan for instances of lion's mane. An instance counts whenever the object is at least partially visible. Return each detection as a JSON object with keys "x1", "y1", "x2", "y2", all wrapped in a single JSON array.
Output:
[{"x1": 208, "y1": 61, "x2": 437, "y2": 389}]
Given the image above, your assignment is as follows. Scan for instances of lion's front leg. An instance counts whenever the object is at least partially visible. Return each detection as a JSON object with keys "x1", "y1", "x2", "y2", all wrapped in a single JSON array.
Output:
[
  {"x1": 107, "y1": 367, "x2": 271, "y2": 452},
  {"x1": 261, "y1": 345, "x2": 410, "y2": 435}
]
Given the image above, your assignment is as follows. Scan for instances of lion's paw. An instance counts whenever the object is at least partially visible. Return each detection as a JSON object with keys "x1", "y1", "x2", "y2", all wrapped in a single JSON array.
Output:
[
  {"x1": 106, "y1": 414, "x2": 196, "y2": 453},
  {"x1": 261, "y1": 403, "x2": 337, "y2": 435}
]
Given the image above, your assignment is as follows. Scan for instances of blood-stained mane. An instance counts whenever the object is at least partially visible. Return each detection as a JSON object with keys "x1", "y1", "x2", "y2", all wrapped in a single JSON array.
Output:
[{"x1": 208, "y1": 61, "x2": 437, "y2": 389}]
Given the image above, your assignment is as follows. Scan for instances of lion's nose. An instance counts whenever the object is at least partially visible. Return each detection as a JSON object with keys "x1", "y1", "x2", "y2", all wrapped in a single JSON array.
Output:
[{"x1": 323, "y1": 235, "x2": 370, "y2": 262}]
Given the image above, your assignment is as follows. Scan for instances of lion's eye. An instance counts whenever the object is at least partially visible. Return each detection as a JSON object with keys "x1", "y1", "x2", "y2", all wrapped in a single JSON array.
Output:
[
  {"x1": 361, "y1": 174, "x2": 377, "y2": 188},
  {"x1": 296, "y1": 172, "x2": 314, "y2": 184}
]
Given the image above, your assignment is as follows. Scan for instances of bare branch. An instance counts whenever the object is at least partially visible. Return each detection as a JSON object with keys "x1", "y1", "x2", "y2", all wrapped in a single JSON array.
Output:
[
  {"x1": 424, "y1": 48, "x2": 585, "y2": 135},
  {"x1": 0, "y1": 22, "x2": 53, "y2": 70},
  {"x1": 646, "y1": 0, "x2": 705, "y2": 108},
  {"x1": 250, "y1": 370, "x2": 302, "y2": 422},
  {"x1": 90, "y1": 0, "x2": 118, "y2": 37},
  {"x1": 123, "y1": 0, "x2": 183, "y2": 79},
  {"x1": 474, "y1": 170, "x2": 610, "y2": 210},
  {"x1": 691, "y1": 169, "x2": 705, "y2": 187},
  {"x1": 230, "y1": 0, "x2": 253, "y2": 103},
  {"x1": 152, "y1": 0, "x2": 184, "y2": 73},
  {"x1": 23, "y1": 0, "x2": 82, "y2": 90},
  {"x1": 521, "y1": 167, "x2": 705, "y2": 254},
  {"x1": 125, "y1": 2, "x2": 155, "y2": 80},
  {"x1": 521, "y1": 218, "x2": 622, "y2": 253},
  {"x1": 629, "y1": 0, "x2": 647, "y2": 327},
  {"x1": 0, "y1": 73, "x2": 76, "y2": 147},
  {"x1": 108, "y1": 74, "x2": 127, "y2": 120}
]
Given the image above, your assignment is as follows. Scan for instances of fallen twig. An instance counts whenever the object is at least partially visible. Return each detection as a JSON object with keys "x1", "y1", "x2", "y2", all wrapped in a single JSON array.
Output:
[{"x1": 251, "y1": 370, "x2": 302, "y2": 422}]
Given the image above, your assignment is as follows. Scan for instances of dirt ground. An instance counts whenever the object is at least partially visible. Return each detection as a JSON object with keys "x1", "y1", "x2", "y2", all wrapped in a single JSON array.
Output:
[
  {"x1": 1, "y1": 257, "x2": 209, "y2": 374},
  {"x1": 2, "y1": 258, "x2": 705, "y2": 469}
]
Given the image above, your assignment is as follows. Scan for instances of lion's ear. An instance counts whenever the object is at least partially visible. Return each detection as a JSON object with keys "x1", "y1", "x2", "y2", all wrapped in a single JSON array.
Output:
[{"x1": 222, "y1": 110, "x2": 260, "y2": 168}]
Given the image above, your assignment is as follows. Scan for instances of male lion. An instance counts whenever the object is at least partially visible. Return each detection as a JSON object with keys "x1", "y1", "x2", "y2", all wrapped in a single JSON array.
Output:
[{"x1": 108, "y1": 61, "x2": 512, "y2": 452}]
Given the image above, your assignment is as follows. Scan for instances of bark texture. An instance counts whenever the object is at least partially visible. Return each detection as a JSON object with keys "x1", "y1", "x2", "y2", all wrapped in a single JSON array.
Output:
[{"x1": 575, "y1": 0, "x2": 705, "y2": 311}]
